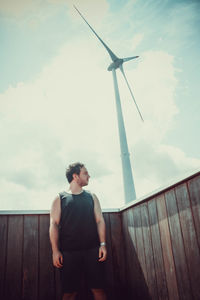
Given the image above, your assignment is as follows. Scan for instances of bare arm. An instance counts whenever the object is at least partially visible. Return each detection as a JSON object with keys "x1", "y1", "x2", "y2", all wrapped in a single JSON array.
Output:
[
  {"x1": 93, "y1": 193, "x2": 107, "y2": 262},
  {"x1": 49, "y1": 195, "x2": 63, "y2": 268}
]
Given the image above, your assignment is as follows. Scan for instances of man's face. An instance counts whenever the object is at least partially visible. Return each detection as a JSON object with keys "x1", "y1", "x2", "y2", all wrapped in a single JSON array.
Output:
[{"x1": 74, "y1": 167, "x2": 90, "y2": 186}]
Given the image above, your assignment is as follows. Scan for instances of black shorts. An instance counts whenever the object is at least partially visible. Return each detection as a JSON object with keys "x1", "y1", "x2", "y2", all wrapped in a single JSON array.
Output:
[{"x1": 59, "y1": 246, "x2": 106, "y2": 293}]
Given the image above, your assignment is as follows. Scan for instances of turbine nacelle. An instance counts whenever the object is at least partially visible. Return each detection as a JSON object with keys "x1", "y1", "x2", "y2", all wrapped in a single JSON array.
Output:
[
  {"x1": 107, "y1": 59, "x2": 123, "y2": 71},
  {"x1": 107, "y1": 56, "x2": 139, "y2": 71}
]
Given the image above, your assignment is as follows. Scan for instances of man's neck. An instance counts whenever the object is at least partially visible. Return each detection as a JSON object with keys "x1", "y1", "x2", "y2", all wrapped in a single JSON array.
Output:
[{"x1": 68, "y1": 182, "x2": 83, "y2": 195}]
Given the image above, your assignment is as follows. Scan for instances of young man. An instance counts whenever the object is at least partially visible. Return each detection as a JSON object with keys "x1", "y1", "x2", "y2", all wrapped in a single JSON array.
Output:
[{"x1": 49, "y1": 162, "x2": 107, "y2": 300}]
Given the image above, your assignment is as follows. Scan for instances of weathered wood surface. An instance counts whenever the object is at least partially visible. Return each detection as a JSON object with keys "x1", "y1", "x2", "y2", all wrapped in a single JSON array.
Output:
[
  {"x1": 165, "y1": 189, "x2": 192, "y2": 299},
  {"x1": 188, "y1": 177, "x2": 200, "y2": 249},
  {"x1": 0, "y1": 173, "x2": 200, "y2": 300},
  {"x1": 5, "y1": 215, "x2": 23, "y2": 300},
  {"x1": 103, "y1": 213, "x2": 115, "y2": 299},
  {"x1": 148, "y1": 198, "x2": 168, "y2": 300},
  {"x1": 140, "y1": 203, "x2": 158, "y2": 300},
  {"x1": 109, "y1": 212, "x2": 126, "y2": 298},
  {"x1": 23, "y1": 215, "x2": 39, "y2": 300},
  {"x1": 121, "y1": 174, "x2": 200, "y2": 300},
  {"x1": 39, "y1": 215, "x2": 55, "y2": 300},
  {"x1": 175, "y1": 183, "x2": 200, "y2": 299},
  {"x1": 121, "y1": 206, "x2": 151, "y2": 299},
  {"x1": 0, "y1": 215, "x2": 7, "y2": 300},
  {"x1": 156, "y1": 195, "x2": 179, "y2": 300}
]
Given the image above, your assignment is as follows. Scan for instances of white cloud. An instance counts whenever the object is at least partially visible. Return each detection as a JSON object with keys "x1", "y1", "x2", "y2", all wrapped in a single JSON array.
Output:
[
  {"x1": 131, "y1": 33, "x2": 144, "y2": 50},
  {"x1": 157, "y1": 144, "x2": 200, "y2": 172},
  {"x1": 67, "y1": 0, "x2": 109, "y2": 25},
  {"x1": 0, "y1": 0, "x2": 40, "y2": 17},
  {"x1": 0, "y1": 0, "x2": 109, "y2": 25},
  {"x1": 133, "y1": 140, "x2": 200, "y2": 199}
]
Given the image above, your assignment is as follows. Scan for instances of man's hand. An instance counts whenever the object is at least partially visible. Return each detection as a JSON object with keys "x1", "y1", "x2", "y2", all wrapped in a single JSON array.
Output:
[
  {"x1": 52, "y1": 250, "x2": 63, "y2": 268},
  {"x1": 98, "y1": 245, "x2": 107, "y2": 262}
]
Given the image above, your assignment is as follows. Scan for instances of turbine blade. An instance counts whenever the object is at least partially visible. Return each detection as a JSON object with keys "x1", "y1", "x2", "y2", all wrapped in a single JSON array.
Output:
[
  {"x1": 123, "y1": 56, "x2": 139, "y2": 63},
  {"x1": 119, "y1": 65, "x2": 144, "y2": 122},
  {"x1": 74, "y1": 5, "x2": 118, "y2": 62}
]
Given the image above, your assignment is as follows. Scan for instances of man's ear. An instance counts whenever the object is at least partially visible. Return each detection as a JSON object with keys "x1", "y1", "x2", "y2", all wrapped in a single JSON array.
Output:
[{"x1": 72, "y1": 173, "x2": 78, "y2": 181}]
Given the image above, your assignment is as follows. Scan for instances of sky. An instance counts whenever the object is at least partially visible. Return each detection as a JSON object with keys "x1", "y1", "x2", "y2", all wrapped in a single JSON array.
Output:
[{"x1": 0, "y1": 0, "x2": 200, "y2": 210}]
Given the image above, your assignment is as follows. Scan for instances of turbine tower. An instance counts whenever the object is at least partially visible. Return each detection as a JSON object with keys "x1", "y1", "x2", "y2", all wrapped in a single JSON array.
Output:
[{"x1": 74, "y1": 6, "x2": 144, "y2": 204}]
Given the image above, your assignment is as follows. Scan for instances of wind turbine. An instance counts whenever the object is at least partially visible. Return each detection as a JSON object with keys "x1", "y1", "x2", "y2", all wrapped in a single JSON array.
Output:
[{"x1": 74, "y1": 6, "x2": 144, "y2": 204}]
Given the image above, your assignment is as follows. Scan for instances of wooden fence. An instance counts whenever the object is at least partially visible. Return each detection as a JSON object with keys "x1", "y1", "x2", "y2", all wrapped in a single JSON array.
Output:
[
  {"x1": 121, "y1": 173, "x2": 200, "y2": 299},
  {"x1": 0, "y1": 171, "x2": 200, "y2": 299}
]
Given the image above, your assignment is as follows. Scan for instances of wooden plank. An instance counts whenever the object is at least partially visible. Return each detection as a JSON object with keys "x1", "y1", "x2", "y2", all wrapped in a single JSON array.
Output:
[
  {"x1": 156, "y1": 195, "x2": 179, "y2": 300},
  {"x1": 22, "y1": 215, "x2": 39, "y2": 300},
  {"x1": 175, "y1": 183, "x2": 200, "y2": 300},
  {"x1": 109, "y1": 212, "x2": 126, "y2": 299},
  {"x1": 187, "y1": 175, "x2": 200, "y2": 248},
  {"x1": 4, "y1": 215, "x2": 23, "y2": 300},
  {"x1": 103, "y1": 213, "x2": 115, "y2": 299},
  {"x1": 0, "y1": 216, "x2": 8, "y2": 300},
  {"x1": 148, "y1": 198, "x2": 168, "y2": 300},
  {"x1": 123, "y1": 208, "x2": 151, "y2": 299},
  {"x1": 127, "y1": 208, "x2": 137, "y2": 247},
  {"x1": 132, "y1": 206, "x2": 148, "y2": 283},
  {"x1": 165, "y1": 189, "x2": 193, "y2": 300},
  {"x1": 39, "y1": 214, "x2": 55, "y2": 300},
  {"x1": 140, "y1": 203, "x2": 158, "y2": 300},
  {"x1": 121, "y1": 209, "x2": 136, "y2": 299}
]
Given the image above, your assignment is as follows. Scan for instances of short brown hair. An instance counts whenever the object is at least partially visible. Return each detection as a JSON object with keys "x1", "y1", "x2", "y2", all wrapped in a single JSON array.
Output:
[{"x1": 65, "y1": 162, "x2": 84, "y2": 183}]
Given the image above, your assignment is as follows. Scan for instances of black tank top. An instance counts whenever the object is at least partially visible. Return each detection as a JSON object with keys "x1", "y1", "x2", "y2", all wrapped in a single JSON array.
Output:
[{"x1": 59, "y1": 190, "x2": 100, "y2": 251}]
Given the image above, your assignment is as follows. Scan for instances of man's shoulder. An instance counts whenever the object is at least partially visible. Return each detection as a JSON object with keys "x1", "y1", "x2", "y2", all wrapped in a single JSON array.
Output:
[
  {"x1": 57, "y1": 191, "x2": 71, "y2": 202},
  {"x1": 84, "y1": 189, "x2": 93, "y2": 196},
  {"x1": 85, "y1": 190, "x2": 100, "y2": 204},
  {"x1": 84, "y1": 190, "x2": 96, "y2": 200},
  {"x1": 85, "y1": 189, "x2": 97, "y2": 196}
]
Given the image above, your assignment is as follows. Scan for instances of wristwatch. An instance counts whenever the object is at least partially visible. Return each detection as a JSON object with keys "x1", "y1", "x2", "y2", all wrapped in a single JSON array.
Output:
[{"x1": 100, "y1": 242, "x2": 106, "y2": 246}]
